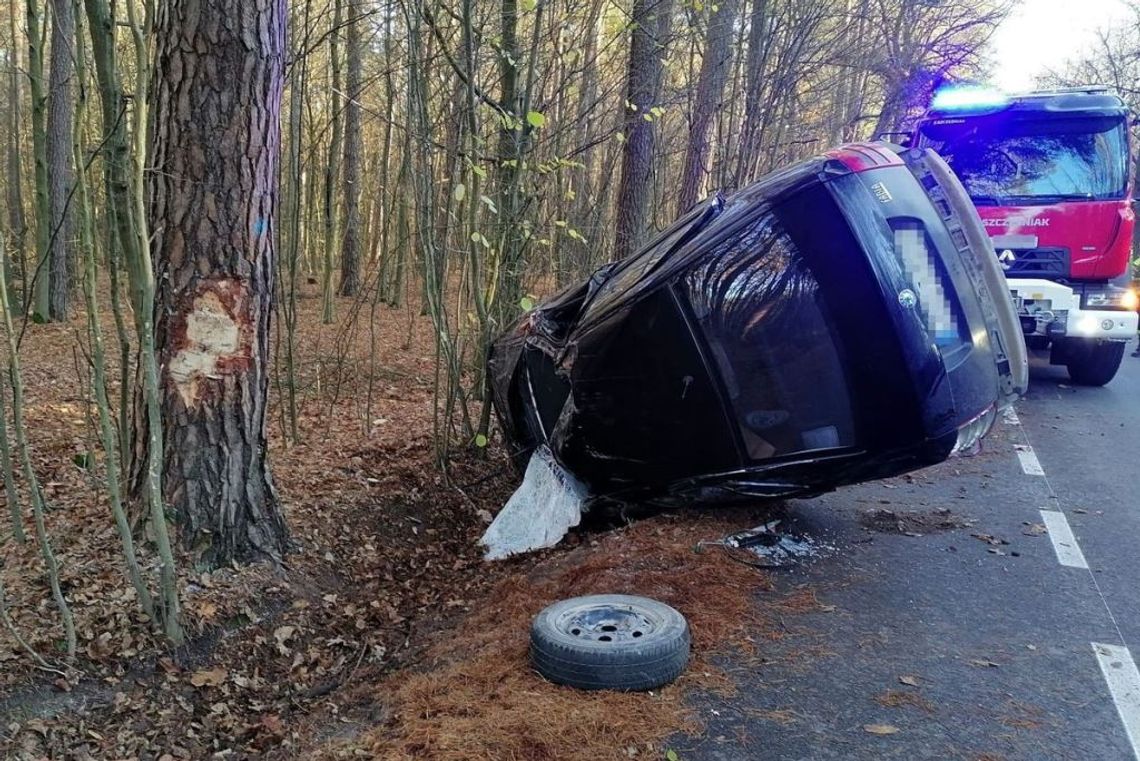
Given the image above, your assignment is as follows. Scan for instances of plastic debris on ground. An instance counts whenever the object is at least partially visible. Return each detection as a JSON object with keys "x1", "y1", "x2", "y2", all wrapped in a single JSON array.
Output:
[
  {"x1": 481, "y1": 446, "x2": 589, "y2": 560},
  {"x1": 700, "y1": 520, "x2": 835, "y2": 568}
]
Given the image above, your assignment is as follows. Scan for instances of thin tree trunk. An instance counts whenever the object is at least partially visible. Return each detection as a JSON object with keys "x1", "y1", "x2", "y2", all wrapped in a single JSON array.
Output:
[
  {"x1": 322, "y1": 0, "x2": 343, "y2": 322},
  {"x1": 147, "y1": 0, "x2": 290, "y2": 568},
  {"x1": 614, "y1": 0, "x2": 674, "y2": 259},
  {"x1": 72, "y1": 16, "x2": 155, "y2": 619},
  {"x1": 678, "y1": 0, "x2": 739, "y2": 215},
  {"x1": 46, "y1": 0, "x2": 75, "y2": 321},
  {"x1": 0, "y1": 246, "x2": 75, "y2": 660},
  {"x1": 85, "y1": 0, "x2": 182, "y2": 643},
  {"x1": 339, "y1": 0, "x2": 363, "y2": 297},
  {"x1": 26, "y1": 0, "x2": 50, "y2": 321},
  {"x1": 5, "y1": 0, "x2": 28, "y2": 310}
]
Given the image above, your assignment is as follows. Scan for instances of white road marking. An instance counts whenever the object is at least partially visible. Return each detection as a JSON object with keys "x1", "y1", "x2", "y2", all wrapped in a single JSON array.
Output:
[
  {"x1": 1015, "y1": 444, "x2": 1044, "y2": 476},
  {"x1": 1094, "y1": 643, "x2": 1140, "y2": 759},
  {"x1": 1040, "y1": 509, "x2": 1089, "y2": 570},
  {"x1": 1002, "y1": 406, "x2": 1020, "y2": 426}
]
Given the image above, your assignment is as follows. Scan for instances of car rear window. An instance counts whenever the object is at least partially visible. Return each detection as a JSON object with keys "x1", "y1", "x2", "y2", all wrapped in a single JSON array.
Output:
[{"x1": 683, "y1": 214, "x2": 856, "y2": 460}]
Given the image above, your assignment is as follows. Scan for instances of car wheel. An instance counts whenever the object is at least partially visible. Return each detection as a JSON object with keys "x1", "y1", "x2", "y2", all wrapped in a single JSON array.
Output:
[{"x1": 530, "y1": 594, "x2": 690, "y2": 691}]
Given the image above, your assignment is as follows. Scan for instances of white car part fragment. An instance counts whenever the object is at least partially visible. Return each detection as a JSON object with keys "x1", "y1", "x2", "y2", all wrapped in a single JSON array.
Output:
[{"x1": 481, "y1": 446, "x2": 588, "y2": 560}]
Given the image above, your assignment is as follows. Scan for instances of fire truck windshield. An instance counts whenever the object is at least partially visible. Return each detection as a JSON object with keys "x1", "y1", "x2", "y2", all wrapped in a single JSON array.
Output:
[{"x1": 918, "y1": 116, "x2": 1128, "y2": 205}]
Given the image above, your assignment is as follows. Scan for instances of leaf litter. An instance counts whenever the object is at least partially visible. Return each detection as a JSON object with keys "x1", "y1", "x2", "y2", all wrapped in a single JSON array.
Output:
[{"x1": 0, "y1": 286, "x2": 826, "y2": 760}]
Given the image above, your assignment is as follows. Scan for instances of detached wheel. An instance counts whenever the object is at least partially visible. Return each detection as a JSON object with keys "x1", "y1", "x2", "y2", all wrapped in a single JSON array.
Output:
[
  {"x1": 530, "y1": 594, "x2": 690, "y2": 691},
  {"x1": 1065, "y1": 339, "x2": 1125, "y2": 386}
]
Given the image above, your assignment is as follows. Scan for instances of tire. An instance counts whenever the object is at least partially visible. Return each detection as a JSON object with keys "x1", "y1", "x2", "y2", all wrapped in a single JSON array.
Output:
[
  {"x1": 530, "y1": 594, "x2": 690, "y2": 691},
  {"x1": 1066, "y1": 339, "x2": 1125, "y2": 386}
]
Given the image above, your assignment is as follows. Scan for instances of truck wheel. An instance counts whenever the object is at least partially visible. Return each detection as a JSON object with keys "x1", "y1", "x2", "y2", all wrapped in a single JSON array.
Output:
[
  {"x1": 530, "y1": 594, "x2": 690, "y2": 691},
  {"x1": 1066, "y1": 339, "x2": 1126, "y2": 386}
]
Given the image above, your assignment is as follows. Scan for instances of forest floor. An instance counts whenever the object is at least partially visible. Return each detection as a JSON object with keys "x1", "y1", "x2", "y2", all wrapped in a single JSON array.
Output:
[{"x1": 0, "y1": 283, "x2": 814, "y2": 760}]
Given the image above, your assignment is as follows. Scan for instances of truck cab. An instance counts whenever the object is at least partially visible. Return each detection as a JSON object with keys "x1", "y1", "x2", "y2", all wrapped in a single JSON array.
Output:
[{"x1": 916, "y1": 86, "x2": 1138, "y2": 386}]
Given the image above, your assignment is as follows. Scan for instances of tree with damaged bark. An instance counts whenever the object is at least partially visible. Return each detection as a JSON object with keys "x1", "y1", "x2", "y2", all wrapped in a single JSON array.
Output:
[{"x1": 145, "y1": 0, "x2": 290, "y2": 567}]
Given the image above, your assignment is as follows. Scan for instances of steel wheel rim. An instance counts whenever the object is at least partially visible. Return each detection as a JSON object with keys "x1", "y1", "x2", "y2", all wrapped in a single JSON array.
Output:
[{"x1": 554, "y1": 603, "x2": 660, "y2": 644}]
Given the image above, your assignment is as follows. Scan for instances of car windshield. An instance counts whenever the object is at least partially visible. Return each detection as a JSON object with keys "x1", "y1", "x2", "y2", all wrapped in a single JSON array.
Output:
[{"x1": 920, "y1": 117, "x2": 1128, "y2": 204}]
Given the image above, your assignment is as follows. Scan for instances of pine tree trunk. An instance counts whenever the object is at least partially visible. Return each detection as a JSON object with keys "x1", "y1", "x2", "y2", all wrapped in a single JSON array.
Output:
[
  {"x1": 678, "y1": 0, "x2": 739, "y2": 215},
  {"x1": 46, "y1": 0, "x2": 75, "y2": 321},
  {"x1": 5, "y1": 0, "x2": 28, "y2": 305},
  {"x1": 25, "y1": 0, "x2": 50, "y2": 321},
  {"x1": 338, "y1": 0, "x2": 362, "y2": 297},
  {"x1": 147, "y1": 0, "x2": 290, "y2": 567},
  {"x1": 614, "y1": 0, "x2": 674, "y2": 260},
  {"x1": 321, "y1": 0, "x2": 342, "y2": 321}
]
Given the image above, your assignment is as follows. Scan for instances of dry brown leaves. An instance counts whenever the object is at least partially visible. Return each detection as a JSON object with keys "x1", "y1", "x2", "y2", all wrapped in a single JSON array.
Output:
[
  {"x1": 0, "y1": 283, "x2": 817, "y2": 760},
  {"x1": 311, "y1": 509, "x2": 810, "y2": 761}
]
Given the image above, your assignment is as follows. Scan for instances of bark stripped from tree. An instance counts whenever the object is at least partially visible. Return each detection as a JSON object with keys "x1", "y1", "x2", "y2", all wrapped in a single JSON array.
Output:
[{"x1": 147, "y1": 0, "x2": 290, "y2": 567}]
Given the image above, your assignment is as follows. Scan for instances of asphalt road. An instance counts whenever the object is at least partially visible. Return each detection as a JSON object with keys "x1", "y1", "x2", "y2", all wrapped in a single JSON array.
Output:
[{"x1": 683, "y1": 343, "x2": 1140, "y2": 760}]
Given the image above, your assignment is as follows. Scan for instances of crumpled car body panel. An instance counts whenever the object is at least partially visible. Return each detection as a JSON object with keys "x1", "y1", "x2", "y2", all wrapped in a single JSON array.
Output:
[{"x1": 489, "y1": 143, "x2": 1026, "y2": 508}]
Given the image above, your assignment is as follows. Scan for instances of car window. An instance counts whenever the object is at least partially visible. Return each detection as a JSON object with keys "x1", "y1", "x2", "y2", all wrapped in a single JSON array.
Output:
[{"x1": 684, "y1": 214, "x2": 856, "y2": 460}]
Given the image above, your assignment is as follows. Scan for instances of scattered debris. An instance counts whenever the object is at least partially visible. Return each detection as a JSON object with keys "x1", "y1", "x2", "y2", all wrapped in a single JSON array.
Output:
[
  {"x1": 703, "y1": 521, "x2": 836, "y2": 567},
  {"x1": 898, "y1": 675, "x2": 921, "y2": 687},
  {"x1": 863, "y1": 723, "x2": 901, "y2": 735},
  {"x1": 876, "y1": 689, "x2": 936, "y2": 713},
  {"x1": 968, "y1": 659, "x2": 1001, "y2": 668},
  {"x1": 859, "y1": 507, "x2": 974, "y2": 536},
  {"x1": 971, "y1": 533, "x2": 1010, "y2": 546},
  {"x1": 1021, "y1": 522, "x2": 1047, "y2": 537}
]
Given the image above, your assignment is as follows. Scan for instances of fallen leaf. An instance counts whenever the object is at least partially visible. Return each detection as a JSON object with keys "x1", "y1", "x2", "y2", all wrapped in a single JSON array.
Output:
[
  {"x1": 898, "y1": 675, "x2": 920, "y2": 687},
  {"x1": 190, "y1": 667, "x2": 228, "y2": 687},
  {"x1": 863, "y1": 723, "x2": 900, "y2": 735},
  {"x1": 1021, "y1": 523, "x2": 1047, "y2": 537},
  {"x1": 259, "y1": 714, "x2": 285, "y2": 735},
  {"x1": 968, "y1": 659, "x2": 1000, "y2": 668}
]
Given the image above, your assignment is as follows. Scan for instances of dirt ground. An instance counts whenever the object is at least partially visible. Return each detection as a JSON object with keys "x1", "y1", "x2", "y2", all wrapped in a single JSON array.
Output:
[{"x1": 0, "y1": 285, "x2": 810, "y2": 760}]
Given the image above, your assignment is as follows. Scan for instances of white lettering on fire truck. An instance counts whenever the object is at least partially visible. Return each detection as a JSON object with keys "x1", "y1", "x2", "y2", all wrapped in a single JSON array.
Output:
[{"x1": 983, "y1": 218, "x2": 1051, "y2": 228}]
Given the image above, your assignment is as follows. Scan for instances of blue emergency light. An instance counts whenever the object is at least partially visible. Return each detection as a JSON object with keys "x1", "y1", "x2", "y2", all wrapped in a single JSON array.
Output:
[{"x1": 930, "y1": 85, "x2": 1009, "y2": 113}]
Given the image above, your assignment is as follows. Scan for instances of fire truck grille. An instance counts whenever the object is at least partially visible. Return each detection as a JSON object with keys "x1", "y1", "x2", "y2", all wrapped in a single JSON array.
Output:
[{"x1": 1000, "y1": 247, "x2": 1069, "y2": 278}]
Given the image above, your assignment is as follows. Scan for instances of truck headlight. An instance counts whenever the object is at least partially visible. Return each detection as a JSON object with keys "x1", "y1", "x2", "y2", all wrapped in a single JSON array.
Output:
[{"x1": 1083, "y1": 285, "x2": 1137, "y2": 310}]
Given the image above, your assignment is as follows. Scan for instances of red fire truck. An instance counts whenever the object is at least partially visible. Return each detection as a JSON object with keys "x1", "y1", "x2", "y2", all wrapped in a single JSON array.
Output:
[{"x1": 916, "y1": 86, "x2": 1138, "y2": 386}]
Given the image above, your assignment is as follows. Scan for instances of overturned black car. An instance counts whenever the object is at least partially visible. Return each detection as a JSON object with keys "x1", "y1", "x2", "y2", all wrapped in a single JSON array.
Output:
[{"x1": 488, "y1": 143, "x2": 1027, "y2": 513}]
